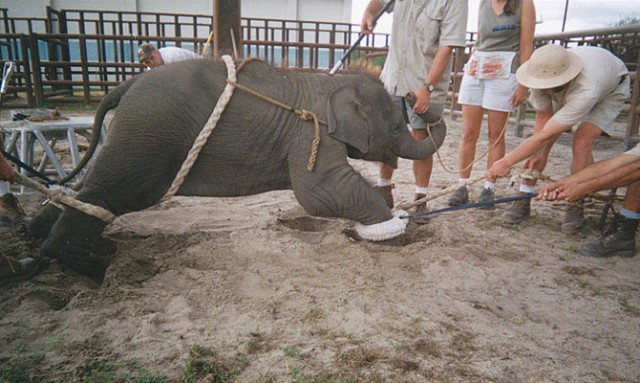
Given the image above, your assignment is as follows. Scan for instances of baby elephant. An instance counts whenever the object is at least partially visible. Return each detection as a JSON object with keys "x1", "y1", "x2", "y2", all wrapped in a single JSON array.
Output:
[{"x1": 28, "y1": 58, "x2": 446, "y2": 279}]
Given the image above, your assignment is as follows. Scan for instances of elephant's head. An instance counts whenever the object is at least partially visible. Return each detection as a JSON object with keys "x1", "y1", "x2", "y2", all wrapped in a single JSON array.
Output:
[{"x1": 326, "y1": 78, "x2": 446, "y2": 168}]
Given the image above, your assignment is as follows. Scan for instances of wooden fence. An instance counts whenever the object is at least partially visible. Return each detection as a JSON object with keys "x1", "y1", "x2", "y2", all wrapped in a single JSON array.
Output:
[{"x1": 0, "y1": 7, "x2": 638, "y2": 142}]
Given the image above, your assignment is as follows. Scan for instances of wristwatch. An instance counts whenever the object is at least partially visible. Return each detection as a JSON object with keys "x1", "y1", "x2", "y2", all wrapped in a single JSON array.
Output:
[{"x1": 423, "y1": 82, "x2": 435, "y2": 92}]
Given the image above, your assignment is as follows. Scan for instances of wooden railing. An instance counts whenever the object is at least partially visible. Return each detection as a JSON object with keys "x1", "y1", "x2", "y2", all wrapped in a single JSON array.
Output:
[{"x1": 0, "y1": 7, "x2": 638, "y2": 143}]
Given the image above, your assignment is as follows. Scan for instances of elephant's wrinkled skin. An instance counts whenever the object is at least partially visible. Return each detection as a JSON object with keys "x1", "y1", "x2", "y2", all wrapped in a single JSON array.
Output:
[{"x1": 30, "y1": 58, "x2": 446, "y2": 279}]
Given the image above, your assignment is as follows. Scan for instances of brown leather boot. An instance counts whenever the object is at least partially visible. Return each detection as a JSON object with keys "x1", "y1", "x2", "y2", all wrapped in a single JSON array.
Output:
[
  {"x1": 561, "y1": 201, "x2": 584, "y2": 233},
  {"x1": 579, "y1": 213, "x2": 638, "y2": 258},
  {"x1": 0, "y1": 193, "x2": 26, "y2": 226},
  {"x1": 0, "y1": 255, "x2": 39, "y2": 287},
  {"x1": 375, "y1": 184, "x2": 395, "y2": 209},
  {"x1": 501, "y1": 194, "x2": 531, "y2": 224},
  {"x1": 412, "y1": 193, "x2": 430, "y2": 225}
]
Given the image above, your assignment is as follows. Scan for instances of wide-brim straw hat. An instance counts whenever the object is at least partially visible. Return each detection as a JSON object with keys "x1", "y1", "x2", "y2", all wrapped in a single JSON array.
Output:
[{"x1": 516, "y1": 44, "x2": 583, "y2": 89}]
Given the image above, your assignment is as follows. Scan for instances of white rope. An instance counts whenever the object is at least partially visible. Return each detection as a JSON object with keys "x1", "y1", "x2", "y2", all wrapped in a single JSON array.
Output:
[
  {"x1": 161, "y1": 55, "x2": 237, "y2": 202},
  {"x1": 17, "y1": 173, "x2": 116, "y2": 223}
]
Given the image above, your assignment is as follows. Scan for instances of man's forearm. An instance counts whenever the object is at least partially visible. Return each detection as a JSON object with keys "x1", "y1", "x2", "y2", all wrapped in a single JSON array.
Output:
[
  {"x1": 425, "y1": 46, "x2": 453, "y2": 86},
  {"x1": 563, "y1": 153, "x2": 640, "y2": 186},
  {"x1": 577, "y1": 160, "x2": 640, "y2": 193}
]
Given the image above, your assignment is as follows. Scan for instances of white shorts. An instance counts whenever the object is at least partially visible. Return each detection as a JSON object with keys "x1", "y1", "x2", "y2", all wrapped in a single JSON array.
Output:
[{"x1": 457, "y1": 72, "x2": 519, "y2": 112}]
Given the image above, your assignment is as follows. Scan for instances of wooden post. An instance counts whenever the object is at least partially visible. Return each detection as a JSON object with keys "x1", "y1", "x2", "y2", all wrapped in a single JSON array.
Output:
[{"x1": 213, "y1": 0, "x2": 242, "y2": 59}]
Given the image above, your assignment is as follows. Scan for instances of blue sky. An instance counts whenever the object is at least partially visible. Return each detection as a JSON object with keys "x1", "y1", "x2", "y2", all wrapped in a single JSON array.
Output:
[{"x1": 351, "y1": 0, "x2": 640, "y2": 35}]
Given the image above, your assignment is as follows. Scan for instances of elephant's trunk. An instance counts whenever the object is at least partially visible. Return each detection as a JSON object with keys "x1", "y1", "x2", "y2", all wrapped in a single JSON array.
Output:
[{"x1": 395, "y1": 92, "x2": 447, "y2": 160}]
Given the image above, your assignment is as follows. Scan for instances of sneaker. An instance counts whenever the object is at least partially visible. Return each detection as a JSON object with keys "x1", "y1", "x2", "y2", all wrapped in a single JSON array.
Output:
[
  {"x1": 500, "y1": 195, "x2": 531, "y2": 224},
  {"x1": 579, "y1": 213, "x2": 638, "y2": 258},
  {"x1": 561, "y1": 202, "x2": 584, "y2": 233},
  {"x1": 412, "y1": 193, "x2": 430, "y2": 225},
  {"x1": 375, "y1": 184, "x2": 394, "y2": 209},
  {"x1": 477, "y1": 187, "x2": 495, "y2": 210},
  {"x1": 0, "y1": 255, "x2": 39, "y2": 287},
  {"x1": 447, "y1": 186, "x2": 469, "y2": 206},
  {"x1": 0, "y1": 193, "x2": 26, "y2": 226}
]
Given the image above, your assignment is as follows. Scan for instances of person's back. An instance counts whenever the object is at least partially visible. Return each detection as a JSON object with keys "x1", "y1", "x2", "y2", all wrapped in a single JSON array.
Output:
[{"x1": 158, "y1": 47, "x2": 203, "y2": 65}]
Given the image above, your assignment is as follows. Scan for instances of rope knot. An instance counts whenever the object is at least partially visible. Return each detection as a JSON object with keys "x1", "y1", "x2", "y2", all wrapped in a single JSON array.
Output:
[
  {"x1": 48, "y1": 188, "x2": 66, "y2": 204},
  {"x1": 298, "y1": 109, "x2": 314, "y2": 121}
]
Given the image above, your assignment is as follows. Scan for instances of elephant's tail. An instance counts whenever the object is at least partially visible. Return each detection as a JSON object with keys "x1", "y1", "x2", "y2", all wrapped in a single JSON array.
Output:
[{"x1": 57, "y1": 75, "x2": 141, "y2": 185}]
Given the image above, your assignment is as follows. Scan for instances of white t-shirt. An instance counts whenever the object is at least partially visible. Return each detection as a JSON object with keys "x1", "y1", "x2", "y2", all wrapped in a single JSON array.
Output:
[
  {"x1": 528, "y1": 46, "x2": 628, "y2": 127},
  {"x1": 158, "y1": 47, "x2": 203, "y2": 64}
]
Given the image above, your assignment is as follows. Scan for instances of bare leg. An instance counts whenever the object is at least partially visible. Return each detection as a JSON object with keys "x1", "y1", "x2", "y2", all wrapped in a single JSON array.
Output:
[
  {"x1": 571, "y1": 122, "x2": 602, "y2": 174},
  {"x1": 459, "y1": 105, "x2": 484, "y2": 179},
  {"x1": 411, "y1": 128, "x2": 433, "y2": 188},
  {"x1": 486, "y1": 109, "x2": 509, "y2": 182}
]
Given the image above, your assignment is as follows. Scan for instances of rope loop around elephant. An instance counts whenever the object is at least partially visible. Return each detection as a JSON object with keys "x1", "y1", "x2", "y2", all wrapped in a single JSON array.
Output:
[
  {"x1": 224, "y1": 78, "x2": 325, "y2": 172},
  {"x1": 160, "y1": 55, "x2": 238, "y2": 202},
  {"x1": 162, "y1": 56, "x2": 324, "y2": 203},
  {"x1": 16, "y1": 173, "x2": 116, "y2": 223}
]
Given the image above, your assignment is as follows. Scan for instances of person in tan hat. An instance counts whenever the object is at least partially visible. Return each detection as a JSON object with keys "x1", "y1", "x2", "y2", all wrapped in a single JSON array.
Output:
[
  {"x1": 137, "y1": 43, "x2": 203, "y2": 69},
  {"x1": 487, "y1": 44, "x2": 630, "y2": 232}
]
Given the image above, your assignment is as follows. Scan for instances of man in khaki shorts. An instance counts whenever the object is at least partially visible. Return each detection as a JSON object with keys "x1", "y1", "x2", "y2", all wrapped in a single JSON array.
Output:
[
  {"x1": 537, "y1": 144, "x2": 640, "y2": 258},
  {"x1": 488, "y1": 44, "x2": 630, "y2": 233}
]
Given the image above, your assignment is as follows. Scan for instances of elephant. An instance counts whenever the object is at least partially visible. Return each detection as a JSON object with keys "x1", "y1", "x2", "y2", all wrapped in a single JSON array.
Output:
[{"x1": 28, "y1": 57, "x2": 446, "y2": 279}]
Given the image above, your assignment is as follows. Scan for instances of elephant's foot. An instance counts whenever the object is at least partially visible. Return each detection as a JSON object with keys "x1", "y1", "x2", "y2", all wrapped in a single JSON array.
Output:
[
  {"x1": 354, "y1": 210, "x2": 409, "y2": 241},
  {"x1": 42, "y1": 236, "x2": 116, "y2": 282},
  {"x1": 27, "y1": 204, "x2": 63, "y2": 239},
  {"x1": 42, "y1": 207, "x2": 115, "y2": 282}
]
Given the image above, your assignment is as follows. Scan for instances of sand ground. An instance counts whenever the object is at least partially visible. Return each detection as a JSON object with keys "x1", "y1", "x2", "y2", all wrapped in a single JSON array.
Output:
[{"x1": 1, "y1": 110, "x2": 638, "y2": 382}]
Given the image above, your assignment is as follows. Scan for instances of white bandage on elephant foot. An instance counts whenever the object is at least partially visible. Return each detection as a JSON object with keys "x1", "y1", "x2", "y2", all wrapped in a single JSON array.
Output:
[{"x1": 354, "y1": 210, "x2": 409, "y2": 241}]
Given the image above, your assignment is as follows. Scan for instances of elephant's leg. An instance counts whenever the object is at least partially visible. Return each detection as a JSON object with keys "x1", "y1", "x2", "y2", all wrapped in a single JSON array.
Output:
[
  {"x1": 27, "y1": 204, "x2": 63, "y2": 239},
  {"x1": 290, "y1": 164, "x2": 407, "y2": 241},
  {"x1": 41, "y1": 204, "x2": 115, "y2": 281}
]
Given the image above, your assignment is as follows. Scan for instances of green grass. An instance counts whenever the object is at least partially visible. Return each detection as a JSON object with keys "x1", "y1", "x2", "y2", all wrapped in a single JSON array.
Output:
[
  {"x1": 183, "y1": 345, "x2": 248, "y2": 383},
  {"x1": 77, "y1": 360, "x2": 168, "y2": 383}
]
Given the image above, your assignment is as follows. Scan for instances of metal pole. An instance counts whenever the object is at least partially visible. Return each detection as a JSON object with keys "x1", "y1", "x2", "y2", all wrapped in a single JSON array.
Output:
[
  {"x1": 562, "y1": 0, "x2": 570, "y2": 32},
  {"x1": 329, "y1": 0, "x2": 394, "y2": 75}
]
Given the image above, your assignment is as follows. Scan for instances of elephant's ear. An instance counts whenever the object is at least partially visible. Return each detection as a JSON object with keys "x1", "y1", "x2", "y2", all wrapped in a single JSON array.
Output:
[{"x1": 327, "y1": 86, "x2": 369, "y2": 153}]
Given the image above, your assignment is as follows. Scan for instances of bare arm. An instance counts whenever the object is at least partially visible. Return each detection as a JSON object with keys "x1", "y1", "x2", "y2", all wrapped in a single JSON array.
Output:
[
  {"x1": 489, "y1": 107, "x2": 566, "y2": 178},
  {"x1": 511, "y1": 0, "x2": 536, "y2": 106},
  {"x1": 361, "y1": 0, "x2": 385, "y2": 34},
  {"x1": 413, "y1": 45, "x2": 454, "y2": 115},
  {"x1": 538, "y1": 154, "x2": 640, "y2": 202}
]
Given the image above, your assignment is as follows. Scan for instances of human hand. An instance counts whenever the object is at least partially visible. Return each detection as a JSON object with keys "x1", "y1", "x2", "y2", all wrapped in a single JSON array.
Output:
[
  {"x1": 511, "y1": 86, "x2": 528, "y2": 107},
  {"x1": 537, "y1": 181, "x2": 587, "y2": 203},
  {"x1": 0, "y1": 156, "x2": 17, "y2": 183},
  {"x1": 488, "y1": 158, "x2": 511, "y2": 179},
  {"x1": 360, "y1": 13, "x2": 376, "y2": 34},
  {"x1": 412, "y1": 86, "x2": 431, "y2": 115},
  {"x1": 537, "y1": 182, "x2": 561, "y2": 201}
]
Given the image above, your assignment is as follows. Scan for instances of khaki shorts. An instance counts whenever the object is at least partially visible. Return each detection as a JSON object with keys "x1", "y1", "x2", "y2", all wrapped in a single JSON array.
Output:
[
  {"x1": 391, "y1": 95, "x2": 444, "y2": 131},
  {"x1": 580, "y1": 75, "x2": 631, "y2": 135}
]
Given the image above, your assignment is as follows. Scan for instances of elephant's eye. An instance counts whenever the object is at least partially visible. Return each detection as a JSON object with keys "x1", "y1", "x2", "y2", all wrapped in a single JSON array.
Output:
[{"x1": 391, "y1": 124, "x2": 402, "y2": 136}]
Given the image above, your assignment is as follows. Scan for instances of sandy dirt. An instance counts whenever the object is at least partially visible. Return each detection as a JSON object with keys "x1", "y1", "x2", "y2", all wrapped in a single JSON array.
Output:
[{"x1": 1, "y1": 111, "x2": 638, "y2": 383}]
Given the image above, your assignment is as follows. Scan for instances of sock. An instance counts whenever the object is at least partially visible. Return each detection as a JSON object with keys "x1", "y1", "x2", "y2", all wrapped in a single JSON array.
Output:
[
  {"x1": 377, "y1": 179, "x2": 392, "y2": 187},
  {"x1": 620, "y1": 208, "x2": 640, "y2": 220},
  {"x1": 519, "y1": 184, "x2": 536, "y2": 194},
  {"x1": 0, "y1": 181, "x2": 9, "y2": 195},
  {"x1": 415, "y1": 186, "x2": 429, "y2": 195},
  {"x1": 459, "y1": 178, "x2": 469, "y2": 184},
  {"x1": 484, "y1": 181, "x2": 496, "y2": 191}
]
